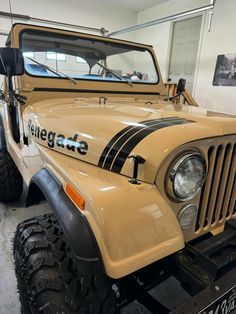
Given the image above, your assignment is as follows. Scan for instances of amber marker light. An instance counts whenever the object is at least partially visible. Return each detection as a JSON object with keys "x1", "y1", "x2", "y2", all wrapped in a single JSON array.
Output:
[{"x1": 65, "y1": 184, "x2": 85, "y2": 210}]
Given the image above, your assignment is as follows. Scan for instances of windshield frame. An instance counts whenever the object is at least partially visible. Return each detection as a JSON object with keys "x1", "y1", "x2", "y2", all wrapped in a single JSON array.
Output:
[{"x1": 19, "y1": 28, "x2": 160, "y2": 86}]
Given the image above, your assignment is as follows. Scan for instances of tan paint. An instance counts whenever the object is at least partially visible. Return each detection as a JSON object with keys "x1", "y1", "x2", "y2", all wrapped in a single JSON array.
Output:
[
  {"x1": 1, "y1": 23, "x2": 236, "y2": 278},
  {"x1": 39, "y1": 146, "x2": 184, "y2": 278},
  {"x1": 20, "y1": 98, "x2": 236, "y2": 277},
  {"x1": 0, "y1": 101, "x2": 42, "y2": 184},
  {"x1": 10, "y1": 24, "x2": 166, "y2": 103},
  {"x1": 156, "y1": 135, "x2": 236, "y2": 243},
  {"x1": 23, "y1": 98, "x2": 236, "y2": 184}
]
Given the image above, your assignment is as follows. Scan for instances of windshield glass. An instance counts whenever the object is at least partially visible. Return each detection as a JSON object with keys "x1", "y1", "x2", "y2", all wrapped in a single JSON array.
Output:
[{"x1": 21, "y1": 30, "x2": 158, "y2": 84}]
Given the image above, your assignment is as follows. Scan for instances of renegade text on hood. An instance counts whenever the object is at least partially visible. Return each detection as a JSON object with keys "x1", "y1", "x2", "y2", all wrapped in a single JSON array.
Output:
[{"x1": 28, "y1": 120, "x2": 88, "y2": 155}]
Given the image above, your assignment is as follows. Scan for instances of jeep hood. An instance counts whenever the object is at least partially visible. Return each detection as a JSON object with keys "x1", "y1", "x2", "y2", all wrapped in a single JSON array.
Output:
[{"x1": 23, "y1": 98, "x2": 236, "y2": 183}]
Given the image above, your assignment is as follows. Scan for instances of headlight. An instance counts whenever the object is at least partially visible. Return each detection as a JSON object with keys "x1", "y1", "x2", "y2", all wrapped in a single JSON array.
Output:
[
  {"x1": 167, "y1": 152, "x2": 206, "y2": 201},
  {"x1": 178, "y1": 204, "x2": 197, "y2": 229}
]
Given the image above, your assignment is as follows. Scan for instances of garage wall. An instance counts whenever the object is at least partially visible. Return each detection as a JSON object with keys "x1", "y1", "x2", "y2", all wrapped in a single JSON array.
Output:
[
  {"x1": 135, "y1": 0, "x2": 207, "y2": 80},
  {"x1": 194, "y1": 0, "x2": 236, "y2": 114},
  {"x1": 135, "y1": 0, "x2": 236, "y2": 114},
  {"x1": 0, "y1": 0, "x2": 136, "y2": 36}
]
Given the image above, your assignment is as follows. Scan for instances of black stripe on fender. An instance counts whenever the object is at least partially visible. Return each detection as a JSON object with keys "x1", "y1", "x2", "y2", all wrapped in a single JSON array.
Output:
[
  {"x1": 102, "y1": 117, "x2": 179, "y2": 170},
  {"x1": 110, "y1": 118, "x2": 193, "y2": 173}
]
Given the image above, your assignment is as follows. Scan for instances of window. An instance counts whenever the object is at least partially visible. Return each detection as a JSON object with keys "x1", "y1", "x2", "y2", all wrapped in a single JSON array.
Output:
[
  {"x1": 76, "y1": 56, "x2": 87, "y2": 63},
  {"x1": 22, "y1": 30, "x2": 158, "y2": 84},
  {"x1": 23, "y1": 52, "x2": 34, "y2": 58},
  {"x1": 46, "y1": 52, "x2": 66, "y2": 62}
]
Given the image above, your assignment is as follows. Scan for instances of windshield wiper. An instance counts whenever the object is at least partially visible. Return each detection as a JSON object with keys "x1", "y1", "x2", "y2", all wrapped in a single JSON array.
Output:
[
  {"x1": 26, "y1": 57, "x2": 77, "y2": 85},
  {"x1": 96, "y1": 62, "x2": 133, "y2": 87}
]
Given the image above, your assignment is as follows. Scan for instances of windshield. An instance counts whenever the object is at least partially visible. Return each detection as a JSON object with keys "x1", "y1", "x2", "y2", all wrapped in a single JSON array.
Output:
[{"x1": 21, "y1": 30, "x2": 158, "y2": 84}]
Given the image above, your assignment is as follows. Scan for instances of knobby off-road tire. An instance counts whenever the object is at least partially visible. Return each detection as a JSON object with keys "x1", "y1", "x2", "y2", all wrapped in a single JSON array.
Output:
[
  {"x1": 0, "y1": 151, "x2": 23, "y2": 202},
  {"x1": 14, "y1": 213, "x2": 118, "y2": 314}
]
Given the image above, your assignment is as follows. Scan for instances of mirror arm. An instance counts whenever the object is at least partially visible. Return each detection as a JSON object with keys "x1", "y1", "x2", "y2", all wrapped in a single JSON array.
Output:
[{"x1": 169, "y1": 92, "x2": 182, "y2": 101}]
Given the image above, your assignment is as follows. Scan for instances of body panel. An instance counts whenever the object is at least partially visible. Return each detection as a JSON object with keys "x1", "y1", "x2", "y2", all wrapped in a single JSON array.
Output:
[
  {"x1": 23, "y1": 98, "x2": 236, "y2": 184},
  {"x1": 27, "y1": 168, "x2": 103, "y2": 267},
  {"x1": 2, "y1": 23, "x2": 236, "y2": 279},
  {"x1": 38, "y1": 145, "x2": 184, "y2": 278},
  {"x1": 156, "y1": 135, "x2": 236, "y2": 243}
]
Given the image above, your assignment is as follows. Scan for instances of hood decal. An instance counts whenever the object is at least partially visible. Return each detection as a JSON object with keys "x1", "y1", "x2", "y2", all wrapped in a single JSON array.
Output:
[
  {"x1": 98, "y1": 118, "x2": 169, "y2": 168},
  {"x1": 28, "y1": 120, "x2": 89, "y2": 155},
  {"x1": 99, "y1": 117, "x2": 194, "y2": 174},
  {"x1": 99, "y1": 117, "x2": 180, "y2": 169}
]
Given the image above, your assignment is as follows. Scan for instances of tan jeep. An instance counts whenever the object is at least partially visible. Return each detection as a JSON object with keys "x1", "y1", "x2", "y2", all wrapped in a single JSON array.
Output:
[{"x1": 1, "y1": 23, "x2": 236, "y2": 314}]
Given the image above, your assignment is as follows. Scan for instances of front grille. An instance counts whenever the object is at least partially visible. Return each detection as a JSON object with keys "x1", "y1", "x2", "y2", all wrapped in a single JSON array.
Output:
[{"x1": 195, "y1": 141, "x2": 236, "y2": 232}]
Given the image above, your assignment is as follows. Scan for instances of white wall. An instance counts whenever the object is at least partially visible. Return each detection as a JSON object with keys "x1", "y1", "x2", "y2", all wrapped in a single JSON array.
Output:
[
  {"x1": 0, "y1": 0, "x2": 137, "y2": 35},
  {"x1": 0, "y1": 0, "x2": 137, "y2": 50},
  {"x1": 134, "y1": 0, "x2": 207, "y2": 79},
  {"x1": 134, "y1": 0, "x2": 236, "y2": 114},
  {"x1": 194, "y1": 0, "x2": 236, "y2": 114}
]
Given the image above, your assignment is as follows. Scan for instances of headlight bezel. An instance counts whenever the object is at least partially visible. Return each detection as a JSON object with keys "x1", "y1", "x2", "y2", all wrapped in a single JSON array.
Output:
[{"x1": 166, "y1": 151, "x2": 207, "y2": 201}]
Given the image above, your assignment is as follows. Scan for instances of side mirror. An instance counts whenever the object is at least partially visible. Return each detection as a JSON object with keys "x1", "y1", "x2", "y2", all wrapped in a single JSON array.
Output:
[
  {"x1": 176, "y1": 78, "x2": 186, "y2": 94},
  {"x1": 0, "y1": 48, "x2": 24, "y2": 76}
]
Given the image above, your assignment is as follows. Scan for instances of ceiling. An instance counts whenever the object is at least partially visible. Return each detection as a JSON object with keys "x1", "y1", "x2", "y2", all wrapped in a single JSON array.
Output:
[{"x1": 93, "y1": 0, "x2": 171, "y2": 12}]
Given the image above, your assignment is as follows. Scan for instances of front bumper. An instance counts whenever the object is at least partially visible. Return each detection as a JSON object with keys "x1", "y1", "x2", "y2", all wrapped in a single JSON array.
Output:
[
  {"x1": 118, "y1": 220, "x2": 236, "y2": 313},
  {"x1": 171, "y1": 267, "x2": 236, "y2": 314},
  {"x1": 171, "y1": 220, "x2": 236, "y2": 314}
]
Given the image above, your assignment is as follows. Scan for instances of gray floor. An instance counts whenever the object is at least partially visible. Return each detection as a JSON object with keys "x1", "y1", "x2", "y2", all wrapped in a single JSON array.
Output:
[{"x1": 0, "y1": 198, "x2": 190, "y2": 314}]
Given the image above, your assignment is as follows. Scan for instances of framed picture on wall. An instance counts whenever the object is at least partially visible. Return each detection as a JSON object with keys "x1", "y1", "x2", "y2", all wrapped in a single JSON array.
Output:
[{"x1": 213, "y1": 53, "x2": 236, "y2": 86}]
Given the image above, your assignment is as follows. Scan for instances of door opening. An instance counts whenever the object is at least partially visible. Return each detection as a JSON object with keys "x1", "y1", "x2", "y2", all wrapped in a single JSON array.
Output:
[{"x1": 168, "y1": 16, "x2": 202, "y2": 93}]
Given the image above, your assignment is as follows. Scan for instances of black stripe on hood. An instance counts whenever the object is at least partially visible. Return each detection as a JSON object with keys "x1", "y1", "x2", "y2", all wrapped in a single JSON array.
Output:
[{"x1": 99, "y1": 117, "x2": 194, "y2": 173}]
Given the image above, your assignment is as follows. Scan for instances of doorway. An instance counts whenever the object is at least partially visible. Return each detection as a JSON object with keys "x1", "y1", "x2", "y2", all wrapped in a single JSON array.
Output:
[{"x1": 168, "y1": 15, "x2": 202, "y2": 93}]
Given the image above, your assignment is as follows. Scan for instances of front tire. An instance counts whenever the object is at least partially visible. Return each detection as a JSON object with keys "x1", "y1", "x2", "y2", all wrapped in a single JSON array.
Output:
[
  {"x1": 0, "y1": 151, "x2": 23, "y2": 202},
  {"x1": 14, "y1": 213, "x2": 118, "y2": 314}
]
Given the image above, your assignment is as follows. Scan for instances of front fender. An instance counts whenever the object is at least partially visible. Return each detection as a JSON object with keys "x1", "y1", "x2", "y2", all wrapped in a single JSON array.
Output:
[
  {"x1": 37, "y1": 148, "x2": 184, "y2": 279},
  {"x1": 26, "y1": 168, "x2": 104, "y2": 274}
]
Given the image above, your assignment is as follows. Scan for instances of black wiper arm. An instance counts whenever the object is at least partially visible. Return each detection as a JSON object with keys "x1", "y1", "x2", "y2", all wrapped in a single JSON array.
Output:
[
  {"x1": 26, "y1": 57, "x2": 77, "y2": 85},
  {"x1": 96, "y1": 62, "x2": 133, "y2": 87}
]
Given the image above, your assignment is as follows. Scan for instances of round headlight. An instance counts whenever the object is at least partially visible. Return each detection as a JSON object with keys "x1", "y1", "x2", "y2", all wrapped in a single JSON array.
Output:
[
  {"x1": 178, "y1": 204, "x2": 197, "y2": 230},
  {"x1": 168, "y1": 153, "x2": 206, "y2": 201}
]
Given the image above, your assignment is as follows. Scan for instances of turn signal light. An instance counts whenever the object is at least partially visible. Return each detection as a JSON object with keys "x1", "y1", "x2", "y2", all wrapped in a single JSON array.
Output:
[{"x1": 65, "y1": 184, "x2": 85, "y2": 210}]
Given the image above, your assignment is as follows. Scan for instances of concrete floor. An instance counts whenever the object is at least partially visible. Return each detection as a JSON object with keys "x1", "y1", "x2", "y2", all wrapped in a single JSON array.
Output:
[{"x1": 0, "y1": 197, "x2": 191, "y2": 314}]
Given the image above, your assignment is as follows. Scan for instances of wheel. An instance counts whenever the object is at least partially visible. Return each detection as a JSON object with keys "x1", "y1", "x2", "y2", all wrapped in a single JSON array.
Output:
[
  {"x1": 0, "y1": 151, "x2": 23, "y2": 202},
  {"x1": 14, "y1": 213, "x2": 118, "y2": 314}
]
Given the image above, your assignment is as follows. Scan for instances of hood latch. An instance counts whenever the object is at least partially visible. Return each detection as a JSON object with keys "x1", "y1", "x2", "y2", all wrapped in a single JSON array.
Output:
[{"x1": 128, "y1": 155, "x2": 145, "y2": 185}]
